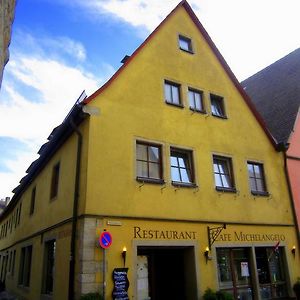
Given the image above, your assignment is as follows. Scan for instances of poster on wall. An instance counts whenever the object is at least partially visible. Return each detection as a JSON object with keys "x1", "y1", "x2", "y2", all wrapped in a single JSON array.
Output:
[
  {"x1": 112, "y1": 268, "x2": 129, "y2": 300},
  {"x1": 241, "y1": 262, "x2": 250, "y2": 277}
]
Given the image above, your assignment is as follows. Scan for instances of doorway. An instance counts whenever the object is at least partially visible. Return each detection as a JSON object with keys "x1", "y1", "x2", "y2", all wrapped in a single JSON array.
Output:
[{"x1": 137, "y1": 246, "x2": 197, "y2": 300}]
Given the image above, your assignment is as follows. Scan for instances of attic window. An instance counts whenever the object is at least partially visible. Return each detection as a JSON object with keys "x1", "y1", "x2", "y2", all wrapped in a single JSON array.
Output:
[{"x1": 178, "y1": 35, "x2": 193, "y2": 53}]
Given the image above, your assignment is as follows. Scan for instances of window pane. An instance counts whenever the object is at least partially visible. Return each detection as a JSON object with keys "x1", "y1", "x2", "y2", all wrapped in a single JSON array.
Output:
[
  {"x1": 171, "y1": 85, "x2": 180, "y2": 104},
  {"x1": 170, "y1": 156, "x2": 178, "y2": 167},
  {"x1": 250, "y1": 178, "x2": 256, "y2": 191},
  {"x1": 213, "y1": 162, "x2": 220, "y2": 173},
  {"x1": 178, "y1": 157, "x2": 187, "y2": 168},
  {"x1": 211, "y1": 96, "x2": 225, "y2": 117},
  {"x1": 179, "y1": 37, "x2": 190, "y2": 51},
  {"x1": 256, "y1": 179, "x2": 264, "y2": 192},
  {"x1": 149, "y1": 163, "x2": 160, "y2": 179},
  {"x1": 148, "y1": 146, "x2": 159, "y2": 162},
  {"x1": 221, "y1": 174, "x2": 231, "y2": 188},
  {"x1": 195, "y1": 93, "x2": 202, "y2": 110},
  {"x1": 219, "y1": 161, "x2": 228, "y2": 175},
  {"x1": 253, "y1": 165, "x2": 261, "y2": 177},
  {"x1": 215, "y1": 173, "x2": 223, "y2": 187},
  {"x1": 137, "y1": 161, "x2": 148, "y2": 177},
  {"x1": 217, "y1": 249, "x2": 233, "y2": 288},
  {"x1": 164, "y1": 83, "x2": 171, "y2": 102},
  {"x1": 136, "y1": 144, "x2": 147, "y2": 160},
  {"x1": 188, "y1": 91, "x2": 195, "y2": 108},
  {"x1": 171, "y1": 167, "x2": 181, "y2": 182},
  {"x1": 180, "y1": 169, "x2": 191, "y2": 183},
  {"x1": 248, "y1": 164, "x2": 254, "y2": 177}
]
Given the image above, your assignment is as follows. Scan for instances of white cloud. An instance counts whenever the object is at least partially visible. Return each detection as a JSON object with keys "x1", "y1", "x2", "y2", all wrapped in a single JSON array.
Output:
[
  {"x1": 13, "y1": 31, "x2": 87, "y2": 62},
  {"x1": 0, "y1": 33, "x2": 115, "y2": 199},
  {"x1": 43, "y1": 36, "x2": 87, "y2": 61},
  {"x1": 0, "y1": 57, "x2": 99, "y2": 142},
  {"x1": 68, "y1": 0, "x2": 300, "y2": 79},
  {"x1": 0, "y1": 151, "x2": 39, "y2": 199}
]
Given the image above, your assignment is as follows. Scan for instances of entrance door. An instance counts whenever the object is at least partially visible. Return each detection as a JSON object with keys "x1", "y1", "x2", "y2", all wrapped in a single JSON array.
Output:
[
  {"x1": 217, "y1": 248, "x2": 253, "y2": 300},
  {"x1": 137, "y1": 246, "x2": 197, "y2": 300}
]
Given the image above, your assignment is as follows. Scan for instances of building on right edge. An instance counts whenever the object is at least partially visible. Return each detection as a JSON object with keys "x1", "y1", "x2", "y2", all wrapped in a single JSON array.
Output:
[{"x1": 242, "y1": 48, "x2": 300, "y2": 238}]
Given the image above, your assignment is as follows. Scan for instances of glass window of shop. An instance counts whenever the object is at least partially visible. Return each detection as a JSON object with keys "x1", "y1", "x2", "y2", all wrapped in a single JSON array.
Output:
[
  {"x1": 217, "y1": 247, "x2": 288, "y2": 300},
  {"x1": 217, "y1": 248, "x2": 253, "y2": 300},
  {"x1": 255, "y1": 247, "x2": 287, "y2": 299}
]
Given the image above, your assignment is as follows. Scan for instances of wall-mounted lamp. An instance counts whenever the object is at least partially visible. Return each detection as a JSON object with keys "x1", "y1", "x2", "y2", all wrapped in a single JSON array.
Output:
[
  {"x1": 204, "y1": 246, "x2": 212, "y2": 263},
  {"x1": 292, "y1": 245, "x2": 296, "y2": 255},
  {"x1": 122, "y1": 247, "x2": 127, "y2": 266}
]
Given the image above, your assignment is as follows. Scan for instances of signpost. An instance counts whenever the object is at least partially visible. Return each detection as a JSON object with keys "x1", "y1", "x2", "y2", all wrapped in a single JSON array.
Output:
[{"x1": 99, "y1": 230, "x2": 112, "y2": 300}]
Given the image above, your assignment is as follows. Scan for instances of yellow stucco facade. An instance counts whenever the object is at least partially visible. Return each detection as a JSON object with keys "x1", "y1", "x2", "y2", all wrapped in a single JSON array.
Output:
[{"x1": 0, "y1": 2, "x2": 299, "y2": 300}]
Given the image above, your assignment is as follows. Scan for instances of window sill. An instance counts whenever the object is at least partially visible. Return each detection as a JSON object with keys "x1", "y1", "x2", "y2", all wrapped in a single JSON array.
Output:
[
  {"x1": 216, "y1": 186, "x2": 236, "y2": 193},
  {"x1": 251, "y1": 191, "x2": 269, "y2": 197},
  {"x1": 190, "y1": 107, "x2": 206, "y2": 114},
  {"x1": 172, "y1": 181, "x2": 197, "y2": 188},
  {"x1": 211, "y1": 113, "x2": 227, "y2": 119},
  {"x1": 18, "y1": 285, "x2": 30, "y2": 291},
  {"x1": 165, "y1": 101, "x2": 184, "y2": 109},
  {"x1": 41, "y1": 294, "x2": 53, "y2": 300},
  {"x1": 136, "y1": 177, "x2": 165, "y2": 185},
  {"x1": 49, "y1": 196, "x2": 57, "y2": 202},
  {"x1": 179, "y1": 47, "x2": 194, "y2": 54}
]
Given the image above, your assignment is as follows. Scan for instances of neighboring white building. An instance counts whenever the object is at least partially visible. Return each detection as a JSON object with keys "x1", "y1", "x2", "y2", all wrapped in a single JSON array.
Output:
[{"x1": 0, "y1": 0, "x2": 16, "y2": 88}]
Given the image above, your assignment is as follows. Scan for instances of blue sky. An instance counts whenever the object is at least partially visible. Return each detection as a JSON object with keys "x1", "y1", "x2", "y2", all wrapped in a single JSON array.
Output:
[{"x1": 1, "y1": 0, "x2": 300, "y2": 199}]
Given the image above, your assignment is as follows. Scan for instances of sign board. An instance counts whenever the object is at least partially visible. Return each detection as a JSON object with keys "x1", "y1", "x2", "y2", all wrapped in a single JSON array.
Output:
[
  {"x1": 99, "y1": 231, "x2": 112, "y2": 249},
  {"x1": 112, "y1": 268, "x2": 129, "y2": 300}
]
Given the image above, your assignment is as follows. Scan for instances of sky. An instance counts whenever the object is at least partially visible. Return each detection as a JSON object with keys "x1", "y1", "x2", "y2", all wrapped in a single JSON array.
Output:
[{"x1": 0, "y1": 0, "x2": 300, "y2": 199}]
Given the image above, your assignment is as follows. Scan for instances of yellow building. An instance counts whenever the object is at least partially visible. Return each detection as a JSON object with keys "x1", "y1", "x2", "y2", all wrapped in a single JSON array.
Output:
[{"x1": 0, "y1": 1, "x2": 299, "y2": 300}]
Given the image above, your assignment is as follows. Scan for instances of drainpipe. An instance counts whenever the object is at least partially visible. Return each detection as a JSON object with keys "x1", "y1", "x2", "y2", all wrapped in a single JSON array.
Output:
[
  {"x1": 283, "y1": 150, "x2": 300, "y2": 258},
  {"x1": 68, "y1": 117, "x2": 83, "y2": 300}
]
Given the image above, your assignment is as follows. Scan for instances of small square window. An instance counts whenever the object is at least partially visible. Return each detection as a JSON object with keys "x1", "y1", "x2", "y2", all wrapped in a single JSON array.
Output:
[
  {"x1": 50, "y1": 163, "x2": 60, "y2": 199},
  {"x1": 164, "y1": 81, "x2": 182, "y2": 107},
  {"x1": 30, "y1": 186, "x2": 36, "y2": 215},
  {"x1": 247, "y1": 162, "x2": 268, "y2": 195},
  {"x1": 170, "y1": 148, "x2": 195, "y2": 186},
  {"x1": 178, "y1": 35, "x2": 193, "y2": 53},
  {"x1": 213, "y1": 155, "x2": 235, "y2": 192},
  {"x1": 188, "y1": 88, "x2": 205, "y2": 112},
  {"x1": 136, "y1": 142, "x2": 163, "y2": 183},
  {"x1": 210, "y1": 94, "x2": 226, "y2": 118}
]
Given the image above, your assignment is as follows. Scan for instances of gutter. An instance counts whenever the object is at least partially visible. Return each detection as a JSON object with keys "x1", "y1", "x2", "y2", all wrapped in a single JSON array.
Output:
[
  {"x1": 283, "y1": 150, "x2": 300, "y2": 258},
  {"x1": 68, "y1": 116, "x2": 83, "y2": 300}
]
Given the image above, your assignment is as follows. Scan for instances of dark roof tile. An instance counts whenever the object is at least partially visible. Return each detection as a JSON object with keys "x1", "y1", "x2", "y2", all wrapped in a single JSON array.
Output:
[{"x1": 241, "y1": 48, "x2": 300, "y2": 144}]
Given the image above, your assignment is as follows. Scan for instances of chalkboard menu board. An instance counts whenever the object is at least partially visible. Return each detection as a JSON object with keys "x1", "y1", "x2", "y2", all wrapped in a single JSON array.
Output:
[{"x1": 112, "y1": 268, "x2": 129, "y2": 300}]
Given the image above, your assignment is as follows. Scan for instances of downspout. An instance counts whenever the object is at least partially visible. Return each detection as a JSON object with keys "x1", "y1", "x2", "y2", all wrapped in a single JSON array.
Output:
[
  {"x1": 282, "y1": 150, "x2": 300, "y2": 258},
  {"x1": 68, "y1": 117, "x2": 83, "y2": 300}
]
